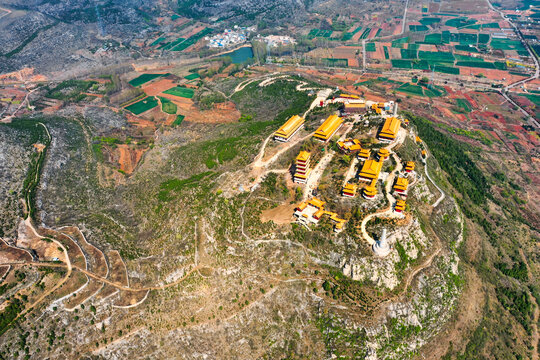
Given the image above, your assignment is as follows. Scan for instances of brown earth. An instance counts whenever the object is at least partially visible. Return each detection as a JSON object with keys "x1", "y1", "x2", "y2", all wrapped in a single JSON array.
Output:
[
  {"x1": 260, "y1": 201, "x2": 296, "y2": 225},
  {"x1": 116, "y1": 145, "x2": 146, "y2": 174},
  {"x1": 141, "y1": 78, "x2": 178, "y2": 96},
  {"x1": 16, "y1": 222, "x2": 65, "y2": 262},
  {"x1": 60, "y1": 227, "x2": 108, "y2": 277},
  {"x1": 0, "y1": 239, "x2": 32, "y2": 262}
]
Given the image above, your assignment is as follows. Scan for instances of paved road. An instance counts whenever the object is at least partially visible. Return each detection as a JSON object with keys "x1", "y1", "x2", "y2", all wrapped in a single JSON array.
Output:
[{"x1": 485, "y1": 0, "x2": 540, "y2": 129}]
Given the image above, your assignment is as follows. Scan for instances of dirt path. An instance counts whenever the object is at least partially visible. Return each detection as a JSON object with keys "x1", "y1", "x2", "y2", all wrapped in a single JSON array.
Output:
[
  {"x1": 13, "y1": 219, "x2": 72, "y2": 321},
  {"x1": 423, "y1": 150, "x2": 445, "y2": 208}
]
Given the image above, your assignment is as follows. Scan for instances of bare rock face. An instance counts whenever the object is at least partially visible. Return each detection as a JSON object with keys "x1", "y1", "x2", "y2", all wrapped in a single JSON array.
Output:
[{"x1": 0, "y1": 125, "x2": 35, "y2": 239}]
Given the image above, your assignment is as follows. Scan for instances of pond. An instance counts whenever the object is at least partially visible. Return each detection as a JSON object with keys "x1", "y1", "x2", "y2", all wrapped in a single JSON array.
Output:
[{"x1": 221, "y1": 46, "x2": 254, "y2": 64}]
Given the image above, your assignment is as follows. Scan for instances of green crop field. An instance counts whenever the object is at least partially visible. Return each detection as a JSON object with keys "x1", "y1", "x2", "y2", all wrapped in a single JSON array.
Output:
[
  {"x1": 359, "y1": 28, "x2": 371, "y2": 39},
  {"x1": 456, "y1": 98, "x2": 472, "y2": 112},
  {"x1": 391, "y1": 37, "x2": 409, "y2": 48},
  {"x1": 413, "y1": 60, "x2": 430, "y2": 70},
  {"x1": 424, "y1": 33, "x2": 443, "y2": 44},
  {"x1": 459, "y1": 33, "x2": 478, "y2": 45},
  {"x1": 455, "y1": 54, "x2": 484, "y2": 62},
  {"x1": 162, "y1": 37, "x2": 186, "y2": 50},
  {"x1": 159, "y1": 97, "x2": 177, "y2": 114},
  {"x1": 456, "y1": 61, "x2": 496, "y2": 69},
  {"x1": 308, "y1": 29, "x2": 333, "y2": 39},
  {"x1": 401, "y1": 48, "x2": 417, "y2": 59},
  {"x1": 432, "y1": 65, "x2": 460, "y2": 75},
  {"x1": 324, "y1": 58, "x2": 348, "y2": 67},
  {"x1": 384, "y1": 46, "x2": 390, "y2": 59},
  {"x1": 455, "y1": 45, "x2": 479, "y2": 52},
  {"x1": 172, "y1": 28, "x2": 213, "y2": 51},
  {"x1": 125, "y1": 96, "x2": 158, "y2": 115},
  {"x1": 129, "y1": 74, "x2": 166, "y2": 87},
  {"x1": 445, "y1": 17, "x2": 477, "y2": 28},
  {"x1": 172, "y1": 115, "x2": 185, "y2": 126},
  {"x1": 391, "y1": 59, "x2": 413, "y2": 69},
  {"x1": 150, "y1": 37, "x2": 166, "y2": 46},
  {"x1": 490, "y1": 39, "x2": 526, "y2": 51},
  {"x1": 478, "y1": 34, "x2": 490, "y2": 43},
  {"x1": 418, "y1": 51, "x2": 454, "y2": 62},
  {"x1": 163, "y1": 86, "x2": 195, "y2": 98},
  {"x1": 424, "y1": 87, "x2": 443, "y2": 97},
  {"x1": 521, "y1": 94, "x2": 540, "y2": 106},
  {"x1": 185, "y1": 73, "x2": 201, "y2": 80},
  {"x1": 342, "y1": 26, "x2": 362, "y2": 40},
  {"x1": 419, "y1": 17, "x2": 441, "y2": 26},
  {"x1": 409, "y1": 25, "x2": 429, "y2": 32},
  {"x1": 397, "y1": 83, "x2": 425, "y2": 96},
  {"x1": 366, "y1": 42, "x2": 376, "y2": 52}
]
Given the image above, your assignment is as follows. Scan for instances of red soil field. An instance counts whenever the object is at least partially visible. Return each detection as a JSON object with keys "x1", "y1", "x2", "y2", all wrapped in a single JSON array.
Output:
[
  {"x1": 141, "y1": 78, "x2": 178, "y2": 96},
  {"x1": 116, "y1": 145, "x2": 146, "y2": 174}
]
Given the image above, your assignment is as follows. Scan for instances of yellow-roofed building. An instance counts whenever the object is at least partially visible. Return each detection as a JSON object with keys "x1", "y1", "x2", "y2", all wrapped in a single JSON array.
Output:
[
  {"x1": 394, "y1": 199, "x2": 406, "y2": 213},
  {"x1": 357, "y1": 148, "x2": 370, "y2": 161},
  {"x1": 338, "y1": 138, "x2": 362, "y2": 153},
  {"x1": 415, "y1": 136, "x2": 422, "y2": 143},
  {"x1": 313, "y1": 114, "x2": 343, "y2": 142},
  {"x1": 378, "y1": 148, "x2": 390, "y2": 161},
  {"x1": 296, "y1": 202, "x2": 307, "y2": 212},
  {"x1": 378, "y1": 117, "x2": 401, "y2": 142},
  {"x1": 308, "y1": 198, "x2": 325, "y2": 209},
  {"x1": 294, "y1": 151, "x2": 312, "y2": 184},
  {"x1": 274, "y1": 115, "x2": 305, "y2": 142},
  {"x1": 358, "y1": 159, "x2": 383, "y2": 182},
  {"x1": 405, "y1": 161, "x2": 415, "y2": 173},
  {"x1": 342, "y1": 183, "x2": 357, "y2": 197},
  {"x1": 341, "y1": 94, "x2": 361, "y2": 99},
  {"x1": 343, "y1": 103, "x2": 366, "y2": 114},
  {"x1": 363, "y1": 185, "x2": 377, "y2": 199},
  {"x1": 393, "y1": 177, "x2": 409, "y2": 195}
]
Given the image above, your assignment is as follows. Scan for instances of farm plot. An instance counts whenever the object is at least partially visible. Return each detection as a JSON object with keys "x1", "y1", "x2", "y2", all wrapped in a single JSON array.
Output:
[
  {"x1": 490, "y1": 39, "x2": 526, "y2": 52},
  {"x1": 418, "y1": 51, "x2": 454, "y2": 62},
  {"x1": 433, "y1": 65, "x2": 460, "y2": 74},
  {"x1": 456, "y1": 61, "x2": 496, "y2": 69},
  {"x1": 159, "y1": 96, "x2": 178, "y2": 114},
  {"x1": 392, "y1": 37, "x2": 409, "y2": 48},
  {"x1": 419, "y1": 17, "x2": 441, "y2": 26},
  {"x1": 185, "y1": 73, "x2": 200, "y2": 80},
  {"x1": 392, "y1": 59, "x2": 413, "y2": 68},
  {"x1": 359, "y1": 28, "x2": 371, "y2": 40},
  {"x1": 172, "y1": 27, "x2": 212, "y2": 51},
  {"x1": 424, "y1": 33, "x2": 444, "y2": 45},
  {"x1": 129, "y1": 74, "x2": 167, "y2": 87},
  {"x1": 455, "y1": 44, "x2": 479, "y2": 52},
  {"x1": 445, "y1": 17, "x2": 477, "y2": 28},
  {"x1": 162, "y1": 37, "x2": 186, "y2": 51},
  {"x1": 163, "y1": 86, "x2": 195, "y2": 99},
  {"x1": 397, "y1": 83, "x2": 425, "y2": 96},
  {"x1": 342, "y1": 26, "x2": 362, "y2": 41},
  {"x1": 409, "y1": 24, "x2": 429, "y2": 32},
  {"x1": 308, "y1": 29, "x2": 333, "y2": 39},
  {"x1": 124, "y1": 96, "x2": 159, "y2": 115},
  {"x1": 173, "y1": 115, "x2": 185, "y2": 126},
  {"x1": 366, "y1": 42, "x2": 376, "y2": 52},
  {"x1": 456, "y1": 98, "x2": 472, "y2": 112},
  {"x1": 150, "y1": 37, "x2": 166, "y2": 46}
]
